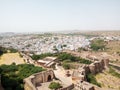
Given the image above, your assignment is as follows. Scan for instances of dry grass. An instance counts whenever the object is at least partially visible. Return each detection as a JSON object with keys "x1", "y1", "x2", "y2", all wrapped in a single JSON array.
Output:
[
  {"x1": 106, "y1": 41, "x2": 120, "y2": 54},
  {"x1": 0, "y1": 52, "x2": 25, "y2": 65},
  {"x1": 95, "y1": 71, "x2": 120, "y2": 90}
]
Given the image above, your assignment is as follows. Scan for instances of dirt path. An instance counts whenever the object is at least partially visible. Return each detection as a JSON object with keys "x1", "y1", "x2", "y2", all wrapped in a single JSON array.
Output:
[{"x1": 54, "y1": 64, "x2": 73, "y2": 86}]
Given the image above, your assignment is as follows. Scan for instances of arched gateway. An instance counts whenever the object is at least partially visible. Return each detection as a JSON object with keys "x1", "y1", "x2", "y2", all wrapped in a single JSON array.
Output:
[{"x1": 47, "y1": 75, "x2": 52, "y2": 81}]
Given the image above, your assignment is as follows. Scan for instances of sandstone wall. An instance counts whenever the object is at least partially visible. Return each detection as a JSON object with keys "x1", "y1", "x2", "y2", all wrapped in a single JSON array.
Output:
[
  {"x1": 89, "y1": 59, "x2": 109, "y2": 74},
  {"x1": 24, "y1": 70, "x2": 55, "y2": 90},
  {"x1": 73, "y1": 59, "x2": 109, "y2": 90}
]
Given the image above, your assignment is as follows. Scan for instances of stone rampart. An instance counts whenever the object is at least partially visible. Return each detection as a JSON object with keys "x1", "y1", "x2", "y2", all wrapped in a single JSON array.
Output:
[
  {"x1": 24, "y1": 70, "x2": 55, "y2": 90},
  {"x1": 24, "y1": 70, "x2": 74, "y2": 90},
  {"x1": 72, "y1": 59, "x2": 109, "y2": 90}
]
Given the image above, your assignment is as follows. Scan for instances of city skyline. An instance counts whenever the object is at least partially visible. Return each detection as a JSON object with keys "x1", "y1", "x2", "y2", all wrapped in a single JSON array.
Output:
[{"x1": 0, "y1": 0, "x2": 120, "y2": 32}]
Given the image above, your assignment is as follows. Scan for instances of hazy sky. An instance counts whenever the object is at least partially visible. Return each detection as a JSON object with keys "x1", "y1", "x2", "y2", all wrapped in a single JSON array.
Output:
[{"x1": 0, "y1": 0, "x2": 120, "y2": 32}]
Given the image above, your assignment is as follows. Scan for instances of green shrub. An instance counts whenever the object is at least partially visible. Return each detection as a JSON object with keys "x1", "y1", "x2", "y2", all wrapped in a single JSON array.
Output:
[
  {"x1": 0, "y1": 47, "x2": 7, "y2": 56},
  {"x1": 79, "y1": 58, "x2": 92, "y2": 64},
  {"x1": 91, "y1": 39, "x2": 106, "y2": 51},
  {"x1": 86, "y1": 74, "x2": 101, "y2": 87},
  {"x1": 58, "y1": 52, "x2": 76, "y2": 61},
  {"x1": 0, "y1": 64, "x2": 44, "y2": 90},
  {"x1": 9, "y1": 48, "x2": 18, "y2": 53},
  {"x1": 49, "y1": 82, "x2": 62, "y2": 90},
  {"x1": 31, "y1": 53, "x2": 54, "y2": 60},
  {"x1": 62, "y1": 63, "x2": 70, "y2": 69}
]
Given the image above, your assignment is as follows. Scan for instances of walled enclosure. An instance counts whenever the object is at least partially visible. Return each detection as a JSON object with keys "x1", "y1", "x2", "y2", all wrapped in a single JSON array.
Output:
[
  {"x1": 24, "y1": 70, "x2": 74, "y2": 90},
  {"x1": 24, "y1": 70, "x2": 55, "y2": 90},
  {"x1": 72, "y1": 59, "x2": 109, "y2": 90},
  {"x1": 72, "y1": 59, "x2": 109, "y2": 81}
]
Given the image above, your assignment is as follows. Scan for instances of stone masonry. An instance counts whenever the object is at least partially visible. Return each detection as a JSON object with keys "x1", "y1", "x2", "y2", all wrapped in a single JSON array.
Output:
[
  {"x1": 72, "y1": 59, "x2": 109, "y2": 90},
  {"x1": 24, "y1": 70, "x2": 55, "y2": 90}
]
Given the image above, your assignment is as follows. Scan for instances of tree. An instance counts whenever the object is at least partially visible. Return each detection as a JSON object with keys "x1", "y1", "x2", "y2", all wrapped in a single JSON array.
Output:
[
  {"x1": 91, "y1": 39, "x2": 106, "y2": 51},
  {"x1": 0, "y1": 64, "x2": 44, "y2": 90},
  {"x1": 86, "y1": 74, "x2": 101, "y2": 87},
  {"x1": 49, "y1": 82, "x2": 62, "y2": 90},
  {"x1": 58, "y1": 52, "x2": 76, "y2": 61},
  {"x1": 0, "y1": 47, "x2": 7, "y2": 56},
  {"x1": 31, "y1": 53, "x2": 54, "y2": 60},
  {"x1": 62, "y1": 63, "x2": 70, "y2": 69}
]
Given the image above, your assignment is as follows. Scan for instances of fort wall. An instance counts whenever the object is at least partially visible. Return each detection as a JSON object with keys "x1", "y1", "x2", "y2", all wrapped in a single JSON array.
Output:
[
  {"x1": 24, "y1": 70, "x2": 55, "y2": 90},
  {"x1": 72, "y1": 59, "x2": 109, "y2": 90},
  {"x1": 24, "y1": 70, "x2": 74, "y2": 90}
]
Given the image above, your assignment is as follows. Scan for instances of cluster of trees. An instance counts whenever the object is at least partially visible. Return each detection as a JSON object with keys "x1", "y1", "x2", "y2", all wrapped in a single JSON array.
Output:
[
  {"x1": 31, "y1": 53, "x2": 55, "y2": 60},
  {"x1": 0, "y1": 63, "x2": 45, "y2": 90},
  {"x1": 0, "y1": 47, "x2": 18, "y2": 56},
  {"x1": 86, "y1": 74, "x2": 101, "y2": 87},
  {"x1": 90, "y1": 39, "x2": 106, "y2": 51},
  {"x1": 31, "y1": 52, "x2": 91, "y2": 70},
  {"x1": 62, "y1": 62, "x2": 71, "y2": 69},
  {"x1": 0, "y1": 47, "x2": 7, "y2": 56},
  {"x1": 57, "y1": 53, "x2": 91, "y2": 69},
  {"x1": 31, "y1": 52, "x2": 92, "y2": 65},
  {"x1": 58, "y1": 52, "x2": 77, "y2": 61},
  {"x1": 57, "y1": 52, "x2": 91, "y2": 69},
  {"x1": 58, "y1": 52, "x2": 92, "y2": 64},
  {"x1": 8, "y1": 48, "x2": 18, "y2": 53}
]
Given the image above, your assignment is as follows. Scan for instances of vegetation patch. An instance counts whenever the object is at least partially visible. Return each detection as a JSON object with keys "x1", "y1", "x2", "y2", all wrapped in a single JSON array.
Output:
[
  {"x1": 62, "y1": 62, "x2": 71, "y2": 70},
  {"x1": 31, "y1": 52, "x2": 92, "y2": 65},
  {"x1": 9, "y1": 48, "x2": 18, "y2": 53},
  {"x1": 109, "y1": 66, "x2": 120, "y2": 78},
  {"x1": 58, "y1": 52, "x2": 92, "y2": 64},
  {"x1": 0, "y1": 63, "x2": 45, "y2": 90},
  {"x1": 86, "y1": 73, "x2": 101, "y2": 87},
  {"x1": 49, "y1": 82, "x2": 62, "y2": 90},
  {"x1": 0, "y1": 47, "x2": 7, "y2": 56},
  {"x1": 31, "y1": 53, "x2": 55, "y2": 60},
  {"x1": 90, "y1": 39, "x2": 106, "y2": 51},
  {"x1": 0, "y1": 47, "x2": 18, "y2": 57}
]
